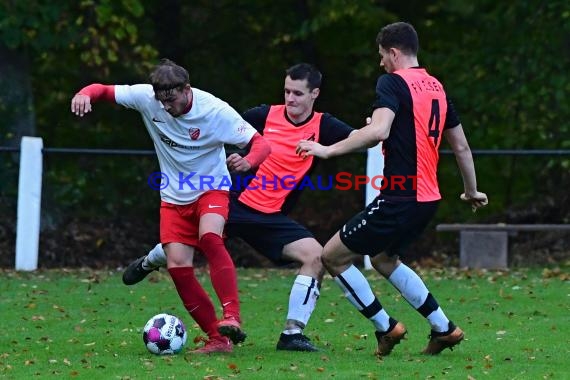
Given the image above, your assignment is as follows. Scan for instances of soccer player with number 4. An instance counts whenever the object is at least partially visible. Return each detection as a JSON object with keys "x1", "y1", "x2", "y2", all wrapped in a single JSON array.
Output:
[{"x1": 296, "y1": 22, "x2": 488, "y2": 356}]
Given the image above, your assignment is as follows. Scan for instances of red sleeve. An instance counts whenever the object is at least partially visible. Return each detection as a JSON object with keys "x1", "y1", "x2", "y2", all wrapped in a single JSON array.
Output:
[
  {"x1": 243, "y1": 133, "x2": 271, "y2": 169},
  {"x1": 77, "y1": 84, "x2": 116, "y2": 103}
]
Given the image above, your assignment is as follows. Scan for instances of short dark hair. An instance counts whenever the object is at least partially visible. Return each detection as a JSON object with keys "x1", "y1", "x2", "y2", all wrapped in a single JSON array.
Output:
[
  {"x1": 285, "y1": 63, "x2": 322, "y2": 91},
  {"x1": 149, "y1": 58, "x2": 190, "y2": 96},
  {"x1": 376, "y1": 22, "x2": 419, "y2": 56}
]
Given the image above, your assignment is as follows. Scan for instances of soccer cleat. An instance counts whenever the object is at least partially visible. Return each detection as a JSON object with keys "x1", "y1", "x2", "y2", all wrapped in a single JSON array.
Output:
[
  {"x1": 217, "y1": 317, "x2": 247, "y2": 344},
  {"x1": 276, "y1": 333, "x2": 319, "y2": 352},
  {"x1": 190, "y1": 336, "x2": 232, "y2": 354},
  {"x1": 422, "y1": 321, "x2": 464, "y2": 355},
  {"x1": 374, "y1": 322, "x2": 407, "y2": 357},
  {"x1": 122, "y1": 256, "x2": 158, "y2": 285}
]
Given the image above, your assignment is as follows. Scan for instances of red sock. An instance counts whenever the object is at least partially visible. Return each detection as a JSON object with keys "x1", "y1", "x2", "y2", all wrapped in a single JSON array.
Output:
[
  {"x1": 199, "y1": 232, "x2": 241, "y2": 321},
  {"x1": 168, "y1": 266, "x2": 220, "y2": 339}
]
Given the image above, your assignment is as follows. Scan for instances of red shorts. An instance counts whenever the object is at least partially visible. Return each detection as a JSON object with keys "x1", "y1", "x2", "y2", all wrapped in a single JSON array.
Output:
[{"x1": 160, "y1": 190, "x2": 230, "y2": 247}]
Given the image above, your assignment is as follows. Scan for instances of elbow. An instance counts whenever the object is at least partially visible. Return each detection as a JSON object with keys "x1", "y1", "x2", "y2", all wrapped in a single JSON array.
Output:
[
  {"x1": 244, "y1": 134, "x2": 272, "y2": 168},
  {"x1": 361, "y1": 131, "x2": 386, "y2": 149},
  {"x1": 454, "y1": 143, "x2": 471, "y2": 155},
  {"x1": 373, "y1": 123, "x2": 391, "y2": 142},
  {"x1": 365, "y1": 139, "x2": 381, "y2": 149},
  {"x1": 377, "y1": 130, "x2": 390, "y2": 142},
  {"x1": 374, "y1": 127, "x2": 390, "y2": 143},
  {"x1": 263, "y1": 140, "x2": 272, "y2": 158}
]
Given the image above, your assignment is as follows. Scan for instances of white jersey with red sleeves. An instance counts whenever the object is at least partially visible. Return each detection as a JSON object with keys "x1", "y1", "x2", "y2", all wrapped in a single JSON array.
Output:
[{"x1": 114, "y1": 84, "x2": 256, "y2": 204}]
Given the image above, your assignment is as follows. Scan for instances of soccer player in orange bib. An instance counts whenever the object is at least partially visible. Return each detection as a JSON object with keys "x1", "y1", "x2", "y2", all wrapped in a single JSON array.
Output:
[{"x1": 297, "y1": 22, "x2": 488, "y2": 356}]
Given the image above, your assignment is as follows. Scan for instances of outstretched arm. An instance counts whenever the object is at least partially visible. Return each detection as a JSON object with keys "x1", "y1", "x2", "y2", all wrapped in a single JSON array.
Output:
[
  {"x1": 443, "y1": 125, "x2": 488, "y2": 211},
  {"x1": 70, "y1": 84, "x2": 115, "y2": 117},
  {"x1": 296, "y1": 107, "x2": 394, "y2": 159}
]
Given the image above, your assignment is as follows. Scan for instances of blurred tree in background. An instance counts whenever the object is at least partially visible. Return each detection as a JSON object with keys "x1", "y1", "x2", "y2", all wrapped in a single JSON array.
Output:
[{"x1": 0, "y1": 0, "x2": 568, "y2": 266}]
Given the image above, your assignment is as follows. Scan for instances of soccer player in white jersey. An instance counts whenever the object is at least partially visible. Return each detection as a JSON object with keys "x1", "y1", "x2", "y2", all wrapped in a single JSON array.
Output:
[{"x1": 70, "y1": 58, "x2": 271, "y2": 354}]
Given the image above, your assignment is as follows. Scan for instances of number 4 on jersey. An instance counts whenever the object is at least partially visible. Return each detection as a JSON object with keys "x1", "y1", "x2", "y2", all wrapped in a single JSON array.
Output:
[{"x1": 428, "y1": 99, "x2": 440, "y2": 146}]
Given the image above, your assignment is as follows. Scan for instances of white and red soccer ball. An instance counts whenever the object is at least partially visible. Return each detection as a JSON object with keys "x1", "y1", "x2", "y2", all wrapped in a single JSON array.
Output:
[{"x1": 142, "y1": 313, "x2": 187, "y2": 355}]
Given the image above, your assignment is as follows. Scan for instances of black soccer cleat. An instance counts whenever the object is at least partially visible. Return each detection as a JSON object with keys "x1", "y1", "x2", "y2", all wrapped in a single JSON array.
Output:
[
  {"x1": 276, "y1": 333, "x2": 319, "y2": 352},
  {"x1": 217, "y1": 317, "x2": 247, "y2": 344},
  {"x1": 122, "y1": 256, "x2": 158, "y2": 285}
]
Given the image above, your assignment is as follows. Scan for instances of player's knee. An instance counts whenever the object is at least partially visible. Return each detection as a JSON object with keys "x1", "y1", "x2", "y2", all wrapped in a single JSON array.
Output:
[
  {"x1": 371, "y1": 254, "x2": 400, "y2": 277},
  {"x1": 166, "y1": 256, "x2": 193, "y2": 268},
  {"x1": 322, "y1": 248, "x2": 355, "y2": 276},
  {"x1": 297, "y1": 250, "x2": 322, "y2": 270},
  {"x1": 321, "y1": 250, "x2": 339, "y2": 273},
  {"x1": 164, "y1": 243, "x2": 194, "y2": 268},
  {"x1": 311, "y1": 254, "x2": 323, "y2": 272}
]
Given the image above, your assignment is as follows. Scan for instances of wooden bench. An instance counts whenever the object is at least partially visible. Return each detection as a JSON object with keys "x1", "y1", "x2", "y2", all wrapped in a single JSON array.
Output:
[{"x1": 436, "y1": 224, "x2": 570, "y2": 269}]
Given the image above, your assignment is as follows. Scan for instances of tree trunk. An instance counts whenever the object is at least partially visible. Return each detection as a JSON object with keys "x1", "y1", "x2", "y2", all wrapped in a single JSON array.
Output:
[{"x1": 0, "y1": 43, "x2": 36, "y2": 151}]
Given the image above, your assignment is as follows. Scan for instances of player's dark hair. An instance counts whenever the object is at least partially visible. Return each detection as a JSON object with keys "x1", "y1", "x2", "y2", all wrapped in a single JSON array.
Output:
[
  {"x1": 286, "y1": 63, "x2": 322, "y2": 91},
  {"x1": 376, "y1": 22, "x2": 419, "y2": 56},
  {"x1": 149, "y1": 58, "x2": 190, "y2": 97}
]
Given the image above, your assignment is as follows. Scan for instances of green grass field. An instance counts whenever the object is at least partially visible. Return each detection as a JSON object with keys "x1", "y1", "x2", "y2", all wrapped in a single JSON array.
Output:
[{"x1": 1, "y1": 266, "x2": 568, "y2": 379}]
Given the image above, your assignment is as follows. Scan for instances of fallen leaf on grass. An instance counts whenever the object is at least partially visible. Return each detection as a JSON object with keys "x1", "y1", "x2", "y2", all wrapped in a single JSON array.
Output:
[{"x1": 52, "y1": 304, "x2": 66, "y2": 312}]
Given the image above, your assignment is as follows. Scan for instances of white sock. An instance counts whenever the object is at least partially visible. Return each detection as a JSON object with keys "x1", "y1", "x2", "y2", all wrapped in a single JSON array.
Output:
[
  {"x1": 388, "y1": 264, "x2": 429, "y2": 308},
  {"x1": 283, "y1": 328, "x2": 303, "y2": 335},
  {"x1": 426, "y1": 308, "x2": 450, "y2": 332},
  {"x1": 389, "y1": 263, "x2": 449, "y2": 332},
  {"x1": 143, "y1": 243, "x2": 167, "y2": 269},
  {"x1": 335, "y1": 265, "x2": 391, "y2": 332},
  {"x1": 285, "y1": 275, "x2": 320, "y2": 330}
]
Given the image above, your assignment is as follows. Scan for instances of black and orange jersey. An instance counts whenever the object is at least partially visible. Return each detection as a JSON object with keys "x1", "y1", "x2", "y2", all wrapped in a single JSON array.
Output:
[
  {"x1": 372, "y1": 67, "x2": 460, "y2": 201},
  {"x1": 236, "y1": 104, "x2": 354, "y2": 214}
]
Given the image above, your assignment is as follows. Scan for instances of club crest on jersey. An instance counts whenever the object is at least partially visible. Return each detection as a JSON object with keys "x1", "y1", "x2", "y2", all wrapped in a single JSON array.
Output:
[{"x1": 188, "y1": 127, "x2": 201, "y2": 140}]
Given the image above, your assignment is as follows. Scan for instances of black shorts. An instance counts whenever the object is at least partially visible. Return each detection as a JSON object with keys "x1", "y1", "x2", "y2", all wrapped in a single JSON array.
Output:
[
  {"x1": 225, "y1": 195, "x2": 314, "y2": 263},
  {"x1": 340, "y1": 195, "x2": 439, "y2": 257}
]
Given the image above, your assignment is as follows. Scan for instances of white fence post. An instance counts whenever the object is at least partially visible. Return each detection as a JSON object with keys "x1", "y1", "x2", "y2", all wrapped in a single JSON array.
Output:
[
  {"x1": 364, "y1": 143, "x2": 383, "y2": 270},
  {"x1": 15, "y1": 136, "x2": 43, "y2": 271}
]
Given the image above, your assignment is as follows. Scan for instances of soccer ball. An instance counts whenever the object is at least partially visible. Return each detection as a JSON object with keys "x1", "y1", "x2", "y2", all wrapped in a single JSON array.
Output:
[{"x1": 142, "y1": 313, "x2": 187, "y2": 355}]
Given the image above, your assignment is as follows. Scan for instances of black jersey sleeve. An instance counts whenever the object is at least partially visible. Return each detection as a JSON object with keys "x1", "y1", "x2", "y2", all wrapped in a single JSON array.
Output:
[
  {"x1": 444, "y1": 98, "x2": 461, "y2": 129},
  {"x1": 319, "y1": 113, "x2": 355, "y2": 146},
  {"x1": 372, "y1": 74, "x2": 403, "y2": 113},
  {"x1": 241, "y1": 105, "x2": 271, "y2": 133}
]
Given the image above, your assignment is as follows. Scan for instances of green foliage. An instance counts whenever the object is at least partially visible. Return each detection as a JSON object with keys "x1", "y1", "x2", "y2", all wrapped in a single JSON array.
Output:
[
  {"x1": 0, "y1": 0, "x2": 160, "y2": 216},
  {"x1": 416, "y1": 0, "x2": 570, "y2": 215},
  {"x1": 422, "y1": 1, "x2": 570, "y2": 150},
  {"x1": 0, "y1": 0, "x2": 156, "y2": 75},
  {"x1": 0, "y1": 268, "x2": 568, "y2": 378},
  {"x1": 1, "y1": 0, "x2": 569, "y2": 230}
]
